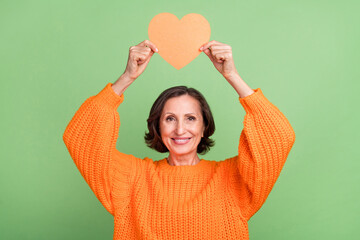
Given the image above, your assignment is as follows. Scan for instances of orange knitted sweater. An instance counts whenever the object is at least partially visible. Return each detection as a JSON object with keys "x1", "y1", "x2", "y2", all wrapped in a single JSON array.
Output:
[{"x1": 63, "y1": 83, "x2": 295, "y2": 240}]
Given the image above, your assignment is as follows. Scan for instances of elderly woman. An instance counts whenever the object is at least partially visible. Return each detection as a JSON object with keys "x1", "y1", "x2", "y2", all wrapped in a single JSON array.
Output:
[{"x1": 63, "y1": 40, "x2": 295, "y2": 239}]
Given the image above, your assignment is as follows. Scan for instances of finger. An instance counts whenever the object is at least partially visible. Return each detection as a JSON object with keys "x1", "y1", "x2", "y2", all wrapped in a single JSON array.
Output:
[
  {"x1": 199, "y1": 40, "x2": 223, "y2": 51},
  {"x1": 136, "y1": 50, "x2": 154, "y2": 64},
  {"x1": 204, "y1": 48, "x2": 230, "y2": 59},
  {"x1": 215, "y1": 51, "x2": 233, "y2": 61},
  {"x1": 139, "y1": 40, "x2": 158, "y2": 53},
  {"x1": 133, "y1": 47, "x2": 154, "y2": 56},
  {"x1": 211, "y1": 49, "x2": 232, "y2": 56},
  {"x1": 132, "y1": 52, "x2": 147, "y2": 63},
  {"x1": 138, "y1": 53, "x2": 152, "y2": 65},
  {"x1": 209, "y1": 45, "x2": 232, "y2": 51},
  {"x1": 215, "y1": 55, "x2": 225, "y2": 62}
]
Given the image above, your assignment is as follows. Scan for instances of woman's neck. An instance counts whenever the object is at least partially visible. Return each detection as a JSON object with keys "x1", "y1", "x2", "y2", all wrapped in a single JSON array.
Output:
[{"x1": 167, "y1": 152, "x2": 200, "y2": 166}]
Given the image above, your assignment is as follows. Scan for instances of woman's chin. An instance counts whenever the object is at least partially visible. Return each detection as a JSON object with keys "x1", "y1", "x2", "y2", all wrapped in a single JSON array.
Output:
[
  {"x1": 168, "y1": 146, "x2": 195, "y2": 157},
  {"x1": 165, "y1": 139, "x2": 201, "y2": 157}
]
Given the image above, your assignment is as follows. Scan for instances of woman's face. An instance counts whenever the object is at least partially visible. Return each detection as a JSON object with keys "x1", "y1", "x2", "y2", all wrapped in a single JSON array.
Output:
[{"x1": 160, "y1": 94, "x2": 205, "y2": 158}]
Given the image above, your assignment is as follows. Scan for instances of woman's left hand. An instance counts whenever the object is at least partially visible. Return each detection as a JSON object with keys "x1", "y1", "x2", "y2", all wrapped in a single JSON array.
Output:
[{"x1": 200, "y1": 40, "x2": 239, "y2": 80}]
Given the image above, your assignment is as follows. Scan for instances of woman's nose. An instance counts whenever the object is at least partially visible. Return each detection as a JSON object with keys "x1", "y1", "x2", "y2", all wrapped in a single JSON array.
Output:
[{"x1": 175, "y1": 121, "x2": 186, "y2": 135}]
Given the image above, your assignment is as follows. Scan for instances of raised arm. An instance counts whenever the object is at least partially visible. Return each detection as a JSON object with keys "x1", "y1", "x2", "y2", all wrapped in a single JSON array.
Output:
[
  {"x1": 62, "y1": 83, "x2": 130, "y2": 215},
  {"x1": 62, "y1": 40, "x2": 158, "y2": 215},
  {"x1": 230, "y1": 85, "x2": 296, "y2": 221},
  {"x1": 200, "y1": 40, "x2": 296, "y2": 220}
]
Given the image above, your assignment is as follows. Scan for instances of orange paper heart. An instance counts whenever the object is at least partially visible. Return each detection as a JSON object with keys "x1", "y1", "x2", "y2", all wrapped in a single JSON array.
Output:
[{"x1": 148, "y1": 13, "x2": 211, "y2": 70}]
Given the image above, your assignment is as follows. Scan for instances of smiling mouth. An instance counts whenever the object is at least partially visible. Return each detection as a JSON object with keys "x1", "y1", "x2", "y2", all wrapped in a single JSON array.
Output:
[{"x1": 171, "y1": 138, "x2": 191, "y2": 144}]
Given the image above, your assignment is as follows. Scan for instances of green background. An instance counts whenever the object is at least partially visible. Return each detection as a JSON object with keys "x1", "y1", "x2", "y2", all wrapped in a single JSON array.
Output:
[{"x1": 1, "y1": 0, "x2": 359, "y2": 239}]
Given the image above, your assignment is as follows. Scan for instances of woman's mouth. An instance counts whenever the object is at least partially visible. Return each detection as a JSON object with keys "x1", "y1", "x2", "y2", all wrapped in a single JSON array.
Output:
[{"x1": 171, "y1": 138, "x2": 191, "y2": 145}]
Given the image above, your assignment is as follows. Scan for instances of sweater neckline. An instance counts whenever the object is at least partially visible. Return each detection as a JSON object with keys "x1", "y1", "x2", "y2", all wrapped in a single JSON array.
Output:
[{"x1": 157, "y1": 158, "x2": 212, "y2": 175}]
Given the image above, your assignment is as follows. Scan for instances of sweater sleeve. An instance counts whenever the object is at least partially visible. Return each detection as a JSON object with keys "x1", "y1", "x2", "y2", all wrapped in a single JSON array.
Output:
[
  {"x1": 62, "y1": 83, "x2": 134, "y2": 216},
  {"x1": 228, "y1": 88, "x2": 296, "y2": 221}
]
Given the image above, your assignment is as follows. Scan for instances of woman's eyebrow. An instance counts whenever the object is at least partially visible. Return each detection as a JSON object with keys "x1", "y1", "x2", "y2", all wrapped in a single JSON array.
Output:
[{"x1": 163, "y1": 112, "x2": 199, "y2": 116}]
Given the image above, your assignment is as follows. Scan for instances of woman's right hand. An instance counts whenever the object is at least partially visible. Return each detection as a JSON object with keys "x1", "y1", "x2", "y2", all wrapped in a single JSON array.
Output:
[{"x1": 122, "y1": 40, "x2": 158, "y2": 81}]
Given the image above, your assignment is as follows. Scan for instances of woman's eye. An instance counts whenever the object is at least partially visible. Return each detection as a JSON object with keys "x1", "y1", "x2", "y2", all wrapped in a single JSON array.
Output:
[
  {"x1": 166, "y1": 116, "x2": 175, "y2": 121},
  {"x1": 188, "y1": 116, "x2": 196, "y2": 121}
]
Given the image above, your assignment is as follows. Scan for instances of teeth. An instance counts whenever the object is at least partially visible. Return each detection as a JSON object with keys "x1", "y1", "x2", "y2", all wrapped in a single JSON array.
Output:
[{"x1": 173, "y1": 138, "x2": 190, "y2": 143}]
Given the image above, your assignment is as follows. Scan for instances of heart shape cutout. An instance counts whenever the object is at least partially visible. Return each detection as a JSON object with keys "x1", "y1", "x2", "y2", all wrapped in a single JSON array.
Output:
[{"x1": 148, "y1": 13, "x2": 211, "y2": 70}]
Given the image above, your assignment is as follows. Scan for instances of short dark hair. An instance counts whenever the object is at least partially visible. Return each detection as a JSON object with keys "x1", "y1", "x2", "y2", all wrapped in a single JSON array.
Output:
[{"x1": 144, "y1": 86, "x2": 215, "y2": 154}]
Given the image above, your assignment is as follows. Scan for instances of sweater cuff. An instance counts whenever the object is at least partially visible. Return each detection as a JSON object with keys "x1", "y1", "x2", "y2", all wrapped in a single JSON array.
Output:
[
  {"x1": 239, "y1": 88, "x2": 272, "y2": 114},
  {"x1": 94, "y1": 83, "x2": 124, "y2": 109}
]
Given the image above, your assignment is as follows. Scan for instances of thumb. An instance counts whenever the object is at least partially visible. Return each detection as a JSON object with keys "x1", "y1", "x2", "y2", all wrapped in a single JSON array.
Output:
[{"x1": 203, "y1": 48, "x2": 215, "y2": 62}]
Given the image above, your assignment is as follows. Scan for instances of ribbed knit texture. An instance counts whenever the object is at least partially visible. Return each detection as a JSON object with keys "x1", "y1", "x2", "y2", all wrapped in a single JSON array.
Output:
[{"x1": 63, "y1": 83, "x2": 296, "y2": 240}]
